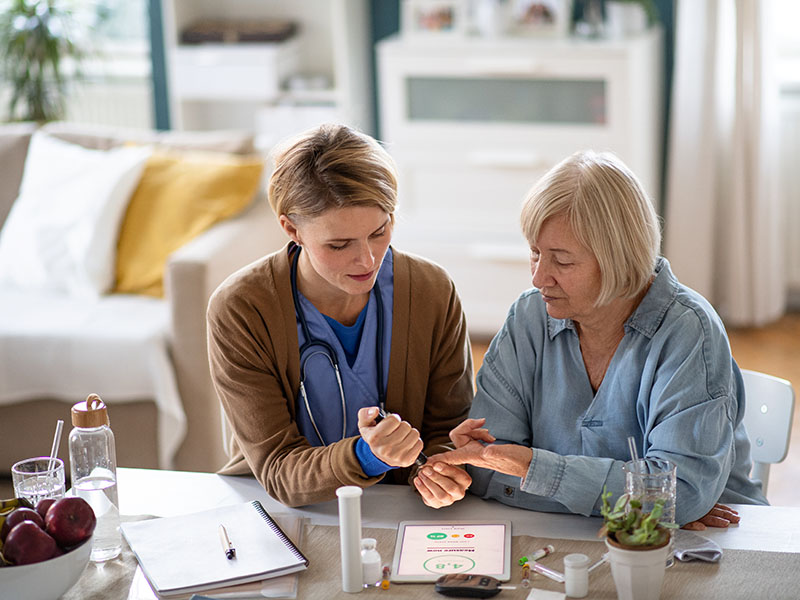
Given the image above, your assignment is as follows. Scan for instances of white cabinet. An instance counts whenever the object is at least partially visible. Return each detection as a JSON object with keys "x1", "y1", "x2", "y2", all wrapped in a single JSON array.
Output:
[
  {"x1": 162, "y1": 0, "x2": 372, "y2": 145},
  {"x1": 377, "y1": 30, "x2": 663, "y2": 336}
]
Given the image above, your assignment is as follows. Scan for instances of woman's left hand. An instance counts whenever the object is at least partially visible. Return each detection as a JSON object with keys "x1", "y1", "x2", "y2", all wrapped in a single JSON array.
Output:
[
  {"x1": 414, "y1": 462, "x2": 472, "y2": 509},
  {"x1": 427, "y1": 440, "x2": 533, "y2": 479},
  {"x1": 682, "y1": 503, "x2": 741, "y2": 530}
]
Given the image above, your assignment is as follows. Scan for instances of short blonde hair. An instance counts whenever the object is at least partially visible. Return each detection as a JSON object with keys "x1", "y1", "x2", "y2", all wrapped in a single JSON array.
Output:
[
  {"x1": 267, "y1": 124, "x2": 397, "y2": 220},
  {"x1": 520, "y1": 150, "x2": 661, "y2": 306}
]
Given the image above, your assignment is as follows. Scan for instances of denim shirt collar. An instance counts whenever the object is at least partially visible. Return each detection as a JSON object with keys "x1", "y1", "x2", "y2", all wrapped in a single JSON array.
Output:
[{"x1": 546, "y1": 257, "x2": 677, "y2": 341}]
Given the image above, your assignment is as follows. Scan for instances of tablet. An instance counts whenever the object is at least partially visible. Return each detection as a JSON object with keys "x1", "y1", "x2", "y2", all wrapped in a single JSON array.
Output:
[{"x1": 389, "y1": 520, "x2": 512, "y2": 583}]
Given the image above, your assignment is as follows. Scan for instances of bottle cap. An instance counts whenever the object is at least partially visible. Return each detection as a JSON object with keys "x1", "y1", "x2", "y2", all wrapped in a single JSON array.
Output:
[
  {"x1": 564, "y1": 553, "x2": 591, "y2": 568},
  {"x1": 361, "y1": 538, "x2": 377, "y2": 550},
  {"x1": 71, "y1": 393, "x2": 110, "y2": 428}
]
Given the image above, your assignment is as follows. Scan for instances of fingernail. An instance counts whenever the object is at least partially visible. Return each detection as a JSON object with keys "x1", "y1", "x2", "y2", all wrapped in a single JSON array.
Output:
[
  {"x1": 433, "y1": 463, "x2": 443, "y2": 472},
  {"x1": 369, "y1": 407, "x2": 377, "y2": 415}
]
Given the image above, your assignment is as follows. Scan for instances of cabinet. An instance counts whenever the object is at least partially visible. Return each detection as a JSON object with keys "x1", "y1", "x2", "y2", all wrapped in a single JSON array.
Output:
[
  {"x1": 162, "y1": 0, "x2": 372, "y2": 145},
  {"x1": 377, "y1": 30, "x2": 663, "y2": 336}
]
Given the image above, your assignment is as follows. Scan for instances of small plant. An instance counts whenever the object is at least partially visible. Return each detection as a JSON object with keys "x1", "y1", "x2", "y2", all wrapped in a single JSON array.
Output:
[{"x1": 598, "y1": 488, "x2": 677, "y2": 547}]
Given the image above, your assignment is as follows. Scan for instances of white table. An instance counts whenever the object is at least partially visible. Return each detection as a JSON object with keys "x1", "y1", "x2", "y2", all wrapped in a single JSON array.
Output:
[{"x1": 118, "y1": 468, "x2": 800, "y2": 554}]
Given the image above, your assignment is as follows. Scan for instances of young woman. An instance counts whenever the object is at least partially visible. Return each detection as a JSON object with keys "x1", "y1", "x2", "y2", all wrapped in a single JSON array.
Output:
[{"x1": 207, "y1": 124, "x2": 473, "y2": 508}]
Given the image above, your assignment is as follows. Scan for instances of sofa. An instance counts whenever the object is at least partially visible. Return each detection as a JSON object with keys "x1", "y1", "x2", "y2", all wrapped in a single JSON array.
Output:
[{"x1": 0, "y1": 121, "x2": 286, "y2": 474}]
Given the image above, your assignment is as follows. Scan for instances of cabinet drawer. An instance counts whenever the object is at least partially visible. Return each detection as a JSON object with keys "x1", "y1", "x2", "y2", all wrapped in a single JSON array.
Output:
[{"x1": 170, "y1": 41, "x2": 299, "y2": 101}]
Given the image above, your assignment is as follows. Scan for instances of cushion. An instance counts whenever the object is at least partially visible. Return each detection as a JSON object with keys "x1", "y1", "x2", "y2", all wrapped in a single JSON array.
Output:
[
  {"x1": 0, "y1": 131, "x2": 151, "y2": 298},
  {"x1": 0, "y1": 122, "x2": 37, "y2": 229},
  {"x1": 113, "y1": 150, "x2": 264, "y2": 297}
]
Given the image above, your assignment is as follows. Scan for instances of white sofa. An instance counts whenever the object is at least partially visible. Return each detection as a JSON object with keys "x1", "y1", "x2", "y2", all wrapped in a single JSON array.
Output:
[{"x1": 0, "y1": 121, "x2": 285, "y2": 473}]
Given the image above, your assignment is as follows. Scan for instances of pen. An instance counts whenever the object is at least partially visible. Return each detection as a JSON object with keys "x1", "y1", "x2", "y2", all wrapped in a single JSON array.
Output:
[
  {"x1": 375, "y1": 407, "x2": 428, "y2": 466},
  {"x1": 219, "y1": 524, "x2": 236, "y2": 560}
]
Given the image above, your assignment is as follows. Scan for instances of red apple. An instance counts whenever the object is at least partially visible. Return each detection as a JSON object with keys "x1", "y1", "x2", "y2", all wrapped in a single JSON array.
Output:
[
  {"x1": 44, "y1": 497, "x2": 96, "y2": 547},
  {"x1": 35, "y1": 498, "x2": 56, "y2": 520},
  {"x1": 3, "y1": 521, "x2": 57, "y2": 565},
  {"x1": 1, "y1": 507, "x2": 44, "y2": 542}
]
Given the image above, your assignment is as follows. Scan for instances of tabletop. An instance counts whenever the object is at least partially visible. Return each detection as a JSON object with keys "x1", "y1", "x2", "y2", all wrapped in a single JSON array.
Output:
[{"x1": 117, "y1": 467, "x2": 800, "y2": 554}]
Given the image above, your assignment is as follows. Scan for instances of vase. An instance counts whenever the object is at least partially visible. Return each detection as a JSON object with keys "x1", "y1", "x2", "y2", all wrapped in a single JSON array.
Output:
[{"x1": 605, "y1": 535, "x2": 670, "y2": 600}]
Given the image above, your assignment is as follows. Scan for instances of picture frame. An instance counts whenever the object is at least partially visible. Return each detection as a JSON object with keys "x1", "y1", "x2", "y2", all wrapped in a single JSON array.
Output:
[
  {"x1": 402, "y1": 0, "x2": 468, "y2": 38},
  {"x1": 509, "y1": 0, "x2": 572, "y2": 37}
]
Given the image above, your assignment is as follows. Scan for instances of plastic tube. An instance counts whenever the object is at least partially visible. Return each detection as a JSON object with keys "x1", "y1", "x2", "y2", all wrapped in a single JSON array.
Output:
[{"x1": 337, "y1": 486, "x2": 363, "y2": 593}]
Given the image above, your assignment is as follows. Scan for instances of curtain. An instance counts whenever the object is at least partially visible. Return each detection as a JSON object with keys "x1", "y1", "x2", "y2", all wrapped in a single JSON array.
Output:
[{"x1": 664, "y1": 0, "x2": 783, "y2": 326}]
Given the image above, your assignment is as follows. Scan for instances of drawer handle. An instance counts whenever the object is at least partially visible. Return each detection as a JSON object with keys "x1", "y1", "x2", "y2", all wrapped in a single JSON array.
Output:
[{"x1": 468, "y1": 152, "x2": 550, "y2": 169}]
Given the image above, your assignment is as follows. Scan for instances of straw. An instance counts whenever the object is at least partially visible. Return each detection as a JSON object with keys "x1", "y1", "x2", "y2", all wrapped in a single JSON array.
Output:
[
  {"x1": 48, "y1": 419, "x2": 64, "y2": 475},
  {"x1": 627, "y1": 435, "x2": 640, "y2": 473}
]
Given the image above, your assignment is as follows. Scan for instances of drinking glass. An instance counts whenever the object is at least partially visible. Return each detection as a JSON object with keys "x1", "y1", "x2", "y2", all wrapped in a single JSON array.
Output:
[
  {"x1": 623, "y1": 458, "x2": 676, "y2": 567},
  {"x1": 11, "y1": 457, "x2": 66, "y2": 505}
]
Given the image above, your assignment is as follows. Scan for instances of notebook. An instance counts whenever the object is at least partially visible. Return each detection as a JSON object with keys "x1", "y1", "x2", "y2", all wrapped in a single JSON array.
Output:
[{"x1": 121, "y1": 501, "x2": 308, "y2": 597}]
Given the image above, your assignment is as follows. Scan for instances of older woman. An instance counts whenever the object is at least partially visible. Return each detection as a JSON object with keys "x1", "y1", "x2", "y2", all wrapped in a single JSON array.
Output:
[
  {"x1": 428, "y1": 150, "x2": 767, "y2": 526},
  {"x1": 207, "y1": 124, "x2": 473, "y2": 508}
]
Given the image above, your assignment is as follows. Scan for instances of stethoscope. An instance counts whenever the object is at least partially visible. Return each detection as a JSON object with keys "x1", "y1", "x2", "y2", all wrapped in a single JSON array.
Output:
[{"x1": 290, "y1": 244, "x2": 386, "y2": 446}]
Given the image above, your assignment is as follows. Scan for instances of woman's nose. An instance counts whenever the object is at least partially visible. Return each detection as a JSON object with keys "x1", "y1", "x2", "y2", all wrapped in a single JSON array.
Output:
[
  {"x1": 355, "y1": 243, "x2": 375, "y2": 269},
  {"x1": 531, "y1": 259, "x2": 552, "y2": 289}
]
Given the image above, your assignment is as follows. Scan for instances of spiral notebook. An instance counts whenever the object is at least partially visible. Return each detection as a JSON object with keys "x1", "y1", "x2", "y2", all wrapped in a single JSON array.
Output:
[{"x1": 121, "y1": 501, "x2": 308, "y2": 597}]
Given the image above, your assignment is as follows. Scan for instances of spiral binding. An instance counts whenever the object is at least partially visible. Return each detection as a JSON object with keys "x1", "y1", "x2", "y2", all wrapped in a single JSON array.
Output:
[{"x1": 251, "y1": 500, "x2": 309, "y2": 565}]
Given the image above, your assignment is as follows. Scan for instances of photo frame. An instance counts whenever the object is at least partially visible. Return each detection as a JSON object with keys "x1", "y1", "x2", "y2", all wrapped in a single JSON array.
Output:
[
  {"x1": 402, "y1": 0, "x2": 467, "y2": 38},
  {"x1": 509, "y1": 0, "x2": 571, "y2": 37}
]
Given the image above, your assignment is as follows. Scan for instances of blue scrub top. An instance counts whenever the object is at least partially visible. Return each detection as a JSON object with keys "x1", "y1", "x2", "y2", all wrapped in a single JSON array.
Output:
[{"x1": 294, "y1": 248, "x2": 394, "y2": 448}]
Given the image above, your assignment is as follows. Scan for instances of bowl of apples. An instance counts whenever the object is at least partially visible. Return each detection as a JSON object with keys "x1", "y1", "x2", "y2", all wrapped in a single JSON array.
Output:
[{"x1": 0, "y1": 496, "x2": 96, "y2": 600}]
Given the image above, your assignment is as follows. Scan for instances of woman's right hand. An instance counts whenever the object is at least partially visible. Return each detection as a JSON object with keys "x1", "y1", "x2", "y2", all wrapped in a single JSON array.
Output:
[{"x1": 357, "y1": 407, "x2": 424, "y2": 468}]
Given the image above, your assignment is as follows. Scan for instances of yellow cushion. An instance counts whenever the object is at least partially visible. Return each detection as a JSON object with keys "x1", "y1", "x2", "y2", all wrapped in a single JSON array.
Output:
[{"x1": 113, "y1": 150, "x2": 263, "y2": 297}]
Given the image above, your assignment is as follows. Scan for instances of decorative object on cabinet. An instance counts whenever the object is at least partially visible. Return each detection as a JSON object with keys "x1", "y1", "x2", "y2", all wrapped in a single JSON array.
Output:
[
  {"x1": 180, "y1": 19, "x2": 297, "y2": 44},
  {"x1": 509, "y1": 0, "x2": 572, "y2": 37},
  {"x1": 402, "y1": 0, "x2": 468, "y2": 38},
  {"x1": 605, "y1": 0, "x2": 656, "y2": 39}
]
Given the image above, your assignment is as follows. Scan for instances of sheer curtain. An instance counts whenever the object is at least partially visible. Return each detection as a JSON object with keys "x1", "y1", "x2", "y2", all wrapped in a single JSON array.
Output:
[{"x1": 664, "y1": 0, "x2": 783, "y2": 326}]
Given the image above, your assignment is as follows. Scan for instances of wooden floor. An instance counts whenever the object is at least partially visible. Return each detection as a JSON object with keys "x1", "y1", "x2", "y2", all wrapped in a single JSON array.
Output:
[{"x1": 471, "y1": 312, "x2": 800, "y2": 508}]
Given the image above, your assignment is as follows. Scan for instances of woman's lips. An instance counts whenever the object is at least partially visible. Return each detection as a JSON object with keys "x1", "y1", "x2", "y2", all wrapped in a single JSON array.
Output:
[{"x1": 349, "y1": 272, "x2": 373, "y2": 282}]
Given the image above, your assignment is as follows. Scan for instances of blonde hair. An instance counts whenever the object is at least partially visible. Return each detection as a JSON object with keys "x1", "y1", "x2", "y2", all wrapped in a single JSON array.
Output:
[
  {"x1": 520, "y1": 150, "x2": 661, "y2": 306},
  {"x1": 267, "y1": 124, "x2": 397, "y2": 220}
]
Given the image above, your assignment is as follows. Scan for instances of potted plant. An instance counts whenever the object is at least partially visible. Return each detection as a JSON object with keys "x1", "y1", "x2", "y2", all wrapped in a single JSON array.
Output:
[
  {"x1": 599, "y1": 489, "x2": 677, "y2": 600},
  {"x1": 0, "y1": 0, "x2": 91, "y2": 122}
]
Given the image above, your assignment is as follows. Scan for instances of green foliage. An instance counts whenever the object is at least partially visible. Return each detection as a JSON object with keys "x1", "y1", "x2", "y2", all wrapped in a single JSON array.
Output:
[
  {"x1": 599, "y1": 487, "x2": 676, "y2": 547},
  {"x1": 0, "y1": 0, "x2": 91, "y2": 122}
]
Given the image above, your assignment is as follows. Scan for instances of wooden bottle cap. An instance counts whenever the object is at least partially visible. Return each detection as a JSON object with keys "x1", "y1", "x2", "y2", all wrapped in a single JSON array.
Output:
[{"x1": 71, "y1": 393, "x2": 110, "y2": 428}]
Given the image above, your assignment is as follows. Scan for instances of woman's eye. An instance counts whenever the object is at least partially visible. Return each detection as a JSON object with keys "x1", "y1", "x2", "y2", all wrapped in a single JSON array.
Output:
[
  {"x1": 329, "y1": 243, "x2": 347, "y2": 251},
  {"x1": 371, "y1": 228, "x2": 386, "y2": 238}
]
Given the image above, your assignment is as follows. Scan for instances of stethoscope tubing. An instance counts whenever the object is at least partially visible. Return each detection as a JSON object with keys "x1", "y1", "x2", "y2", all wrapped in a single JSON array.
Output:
[{"x1": 290, "y1": 244, "x2": 386, "y2": 446}]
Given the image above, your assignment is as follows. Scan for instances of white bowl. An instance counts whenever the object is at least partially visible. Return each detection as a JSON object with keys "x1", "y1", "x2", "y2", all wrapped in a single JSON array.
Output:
[{"x1": 0, "y1": 534, "x2": 92, "y2": 600}]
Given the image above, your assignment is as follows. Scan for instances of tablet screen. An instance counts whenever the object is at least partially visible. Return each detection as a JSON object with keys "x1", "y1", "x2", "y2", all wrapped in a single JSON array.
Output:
[{"x1": 390, "y1": 521, "x2": 512, "y2": 582}]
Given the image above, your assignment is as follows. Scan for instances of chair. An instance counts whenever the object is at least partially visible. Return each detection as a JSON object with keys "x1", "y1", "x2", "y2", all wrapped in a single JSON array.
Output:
[{"x1": 740, "y1": 369, "x2": 795, "y2": 497}]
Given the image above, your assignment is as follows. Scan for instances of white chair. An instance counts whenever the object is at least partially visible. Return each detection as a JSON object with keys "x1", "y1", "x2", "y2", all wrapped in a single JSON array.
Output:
[{"x1": 740, "y1": 369, "x2": 795, "y2": 498}]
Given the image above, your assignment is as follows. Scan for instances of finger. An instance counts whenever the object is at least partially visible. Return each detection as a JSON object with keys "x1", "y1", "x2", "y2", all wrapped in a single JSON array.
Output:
[
  {"x1": 465, "y1": 428, "x2": 496, "y2": 443},
  {"x1": 681, "y1": 521, "x2": 707, "y2": 531},
  {"x1": 414, "y1": 475, "x2": 447, "y2": 509},
  {"x1": 430, "y1": 462, "x2": 472, "y2": 490},
  {"x1": 698, "y1": 514, "x2": 731, "y2": 529},
  {"x1": 416, "y1": 468, "x2": 452, "y2": 505},
  {"x1": 357, "y1": 406, "x2": 381, "y2": 428},
  {"x1": 711, "y1": 505, "x2": 740, "y2": 523}
]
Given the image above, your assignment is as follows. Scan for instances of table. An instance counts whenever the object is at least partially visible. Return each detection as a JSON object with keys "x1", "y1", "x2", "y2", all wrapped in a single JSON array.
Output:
[
  {"x1": 117, "y1": 468, "x2": 800, "y2": 553},
  {"x1": 67, "y1": 468, "x2": 799, "y2": 600}
]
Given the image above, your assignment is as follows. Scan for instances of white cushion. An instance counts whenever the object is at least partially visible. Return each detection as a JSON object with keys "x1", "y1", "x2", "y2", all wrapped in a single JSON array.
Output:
[{"x1": 0, "y1": 132, "x2": 151, "y2": 297}]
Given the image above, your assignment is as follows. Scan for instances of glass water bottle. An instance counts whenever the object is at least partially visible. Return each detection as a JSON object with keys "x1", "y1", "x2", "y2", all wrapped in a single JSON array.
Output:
[{"x1": 68, "y1": 393, "x2": 122, "y2": 561}]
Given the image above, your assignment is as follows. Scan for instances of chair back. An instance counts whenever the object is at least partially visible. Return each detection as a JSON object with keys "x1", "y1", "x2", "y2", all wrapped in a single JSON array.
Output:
[{"x1": 740, "y1": 369, "x2": 795, "y2": 497}]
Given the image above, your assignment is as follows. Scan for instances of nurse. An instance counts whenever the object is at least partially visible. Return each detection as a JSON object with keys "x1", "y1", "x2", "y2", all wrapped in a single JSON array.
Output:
[{"x1": 207, "y1": 124, "x2": 474, "y2": 508}]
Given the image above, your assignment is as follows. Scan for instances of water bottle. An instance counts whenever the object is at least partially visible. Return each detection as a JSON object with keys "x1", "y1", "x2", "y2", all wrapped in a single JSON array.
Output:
[{"x1": 69, "y1": 393, "x2": 121, "y2": 562}]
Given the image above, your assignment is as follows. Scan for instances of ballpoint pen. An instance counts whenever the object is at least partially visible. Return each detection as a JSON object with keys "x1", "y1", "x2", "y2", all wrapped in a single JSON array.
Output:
[
  {"x1": 374, "y1": 407, "x2": 428, "y2": 466},
  {"x1": 219, "y1": 524, "x2": 236, "y2": 559}
]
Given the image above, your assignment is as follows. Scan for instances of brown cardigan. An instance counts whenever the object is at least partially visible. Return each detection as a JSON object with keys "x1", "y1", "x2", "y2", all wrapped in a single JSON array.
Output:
[{"x1": 207, "y1": 244, "x2": 473, "y2": 507}]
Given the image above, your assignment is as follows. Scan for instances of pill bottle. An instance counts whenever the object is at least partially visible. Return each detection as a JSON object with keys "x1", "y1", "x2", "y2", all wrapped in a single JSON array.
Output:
[
  {"x1": 361, "y1": 538, "x2": 382, "y2": 586},
  {"x1": 564, "y1": 553, "x2": 590, "y2": 598}
]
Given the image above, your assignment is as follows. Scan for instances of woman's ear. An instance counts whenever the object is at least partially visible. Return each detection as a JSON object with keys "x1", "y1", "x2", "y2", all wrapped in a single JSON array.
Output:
[{"x1": 279, "y1": 214, "x2": 302, "y2": 245}]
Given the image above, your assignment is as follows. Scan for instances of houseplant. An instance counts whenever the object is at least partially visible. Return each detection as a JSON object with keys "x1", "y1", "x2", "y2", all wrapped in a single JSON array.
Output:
[
  {"x1": 599, "y1": 489, "x2": 677, "y2": 600},
  {"x1": 0, "y1": 0, "x2": 91, "y2": 122}
]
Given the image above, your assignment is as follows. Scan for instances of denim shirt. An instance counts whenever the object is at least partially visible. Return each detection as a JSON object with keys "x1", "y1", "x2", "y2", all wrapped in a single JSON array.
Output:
[{"x1": 468, "y1": 257, "x2": 767, "y2": 525}]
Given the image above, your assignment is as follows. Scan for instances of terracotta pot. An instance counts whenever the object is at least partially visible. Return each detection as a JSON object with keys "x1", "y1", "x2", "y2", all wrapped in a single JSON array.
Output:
[{"x1": 605, "y1": 534, "x2": 670, "y2": 600}]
